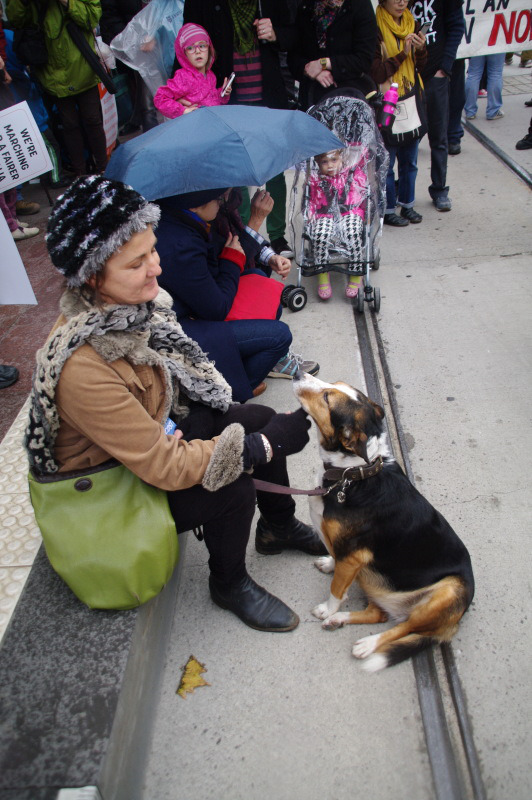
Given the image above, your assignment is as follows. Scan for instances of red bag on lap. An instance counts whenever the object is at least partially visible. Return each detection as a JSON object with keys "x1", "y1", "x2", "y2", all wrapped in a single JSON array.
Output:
[{"x1": 225, "y1": 274, "x2": 283, "y2": 321}]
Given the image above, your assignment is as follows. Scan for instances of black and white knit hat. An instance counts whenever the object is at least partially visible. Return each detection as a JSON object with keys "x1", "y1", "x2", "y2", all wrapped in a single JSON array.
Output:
[{"x1": 46, "y1": 175, "x2": 161, "y2": 288}]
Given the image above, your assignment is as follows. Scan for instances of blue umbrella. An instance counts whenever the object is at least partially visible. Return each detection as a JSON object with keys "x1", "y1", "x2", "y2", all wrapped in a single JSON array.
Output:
[{"x1": 105, "y1": 105, "x2": 344, "y2": 200}]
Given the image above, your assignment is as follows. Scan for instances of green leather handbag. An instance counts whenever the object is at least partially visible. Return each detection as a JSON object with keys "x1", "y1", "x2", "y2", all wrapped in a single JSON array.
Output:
[{"x1": 28, "y1": 461, "x2": 179, "y2": 610}]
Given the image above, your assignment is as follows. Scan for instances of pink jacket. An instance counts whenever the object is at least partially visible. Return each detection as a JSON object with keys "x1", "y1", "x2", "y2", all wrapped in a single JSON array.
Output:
[
  {"x1": 308, "y1": 165, "x2": 367, "y2": 220},
  {"x1": 154, "y1": 29, "x2": 229, "y2": 119}
]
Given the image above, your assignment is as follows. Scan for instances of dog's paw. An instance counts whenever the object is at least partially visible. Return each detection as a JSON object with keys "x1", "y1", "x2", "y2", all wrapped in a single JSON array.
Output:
[
  {"x1": 360, "y1": 653, "x2": 388, "y2": 673},
  {"x1": 322, "y1": 612, "x2": 348, "y2": 630},
  {"x1": 312, "y1": 602, "x2": 332, "y2": 620},
  {"x1": 352, "y1": 633, "x2": 381, "y2": 659},
  {"x1": 314, "y1": 556, "x2": 335, "y2": 574}
]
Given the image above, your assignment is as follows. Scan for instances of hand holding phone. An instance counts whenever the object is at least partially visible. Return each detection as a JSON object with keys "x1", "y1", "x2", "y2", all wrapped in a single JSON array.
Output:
[
  {"x1": 221, "y1": 72, "x2": 235, "y2": 97},
  {"x1": 419, "y1": 22, "x2": 430, "y2": 35}
]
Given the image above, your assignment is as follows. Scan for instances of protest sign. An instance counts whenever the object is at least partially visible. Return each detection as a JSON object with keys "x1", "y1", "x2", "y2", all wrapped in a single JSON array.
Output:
[
  {"x1": 99, "y1": 82, "x2": 118, "y2": 160},
  {"x1": 0, "y1": 214, "x2": 37, "y2": 305},
  {"x1": 0, "y1": 101, "x2": 52, "y2": 194},
  {"x1": 457, "y1": 0, "x2": 531, "y2": 58},
  {"x1": 373, "y1": 0, "x2": 531, "y2": 59}
]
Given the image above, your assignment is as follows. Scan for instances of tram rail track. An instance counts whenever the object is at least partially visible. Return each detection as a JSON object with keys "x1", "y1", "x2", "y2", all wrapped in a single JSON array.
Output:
[
  {"x1": 355, "y1": 308, "x2": 487, "y2": 800},
  {"x1": 352, "y1": 118, "x2": 531, "y2": 798}
]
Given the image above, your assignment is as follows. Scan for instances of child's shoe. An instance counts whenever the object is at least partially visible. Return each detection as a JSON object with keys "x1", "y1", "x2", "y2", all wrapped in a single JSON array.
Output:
[
  {"x1": 345, "y1": 276, "x2": 361, "y2": 299},
  {"x1": 317, "y1": 273, "x2": 332, "y2": 300}
]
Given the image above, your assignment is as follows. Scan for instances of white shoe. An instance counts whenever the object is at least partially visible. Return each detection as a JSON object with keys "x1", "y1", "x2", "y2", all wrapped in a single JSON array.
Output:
[{"x1": 12, "y1": 225, "x2": 40, "y2": 240}]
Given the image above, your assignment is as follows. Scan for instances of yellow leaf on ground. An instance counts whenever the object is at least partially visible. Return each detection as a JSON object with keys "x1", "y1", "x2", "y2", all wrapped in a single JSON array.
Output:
[{"x1": 177, "y1": 655, "x2": 210, "y2": 699}]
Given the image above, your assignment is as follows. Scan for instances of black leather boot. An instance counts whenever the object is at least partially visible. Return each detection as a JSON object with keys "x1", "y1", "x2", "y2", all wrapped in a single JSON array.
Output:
[
  {"x1": 255, "y1": 516, "x2": 327, "y2": 556},
  {"x1": 209, "y1": 574, "x2": 299, "y2": 632}
]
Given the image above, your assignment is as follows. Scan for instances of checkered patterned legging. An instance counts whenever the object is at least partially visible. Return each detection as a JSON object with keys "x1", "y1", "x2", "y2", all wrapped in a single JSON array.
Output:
[{"x1": 308, "y1": 213, "x2": 364, "y2": 266}]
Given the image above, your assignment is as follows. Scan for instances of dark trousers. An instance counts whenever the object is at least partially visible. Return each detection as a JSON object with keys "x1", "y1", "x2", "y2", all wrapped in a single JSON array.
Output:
[
  {"x1": 424, "y1": 75, "x2": 450, "y2": 200},
  {"x1": 166, "y1": 403, "x2": 296, "y2": 587},
  {"x1": 448, "y1": 58, "x2": 465, "y2": 145},
  {"x1": 50, "y1": 85, "x2": 108, "y2": 175}
]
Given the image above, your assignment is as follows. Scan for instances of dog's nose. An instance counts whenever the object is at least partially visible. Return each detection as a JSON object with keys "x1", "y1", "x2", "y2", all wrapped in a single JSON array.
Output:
[{"x1": 293, "y1": 369, "x2": 303, "y2": 382}]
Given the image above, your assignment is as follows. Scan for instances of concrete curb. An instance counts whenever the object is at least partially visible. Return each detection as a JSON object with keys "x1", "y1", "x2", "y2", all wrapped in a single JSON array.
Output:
[{"x1": 0, "y1": 538, "x2": 186, "y2": 800}]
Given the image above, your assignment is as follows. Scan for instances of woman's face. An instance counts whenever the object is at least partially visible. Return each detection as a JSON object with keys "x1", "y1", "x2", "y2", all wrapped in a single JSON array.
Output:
[
  {"x1": 383, "y1": 0, "x2": 408, "y2": 21},
  {"x1": 92, "y1": 225, "x2": 161, "y2": 305},
  {"x1": 192, "y1": 193, "x2": 227, "y2": 222}
]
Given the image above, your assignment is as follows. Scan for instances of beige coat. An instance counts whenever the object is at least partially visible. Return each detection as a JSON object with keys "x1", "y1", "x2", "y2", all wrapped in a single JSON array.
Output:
[
  {"x1": 55, "y1": 342, "x2": 222, "y2": 491},
  {"x1": 29, "y1": 293, "x2": 245, "y2": 494}
]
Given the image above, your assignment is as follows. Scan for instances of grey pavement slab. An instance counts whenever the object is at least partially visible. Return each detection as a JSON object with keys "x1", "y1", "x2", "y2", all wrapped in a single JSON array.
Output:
[
  {"x1": 472, "y1": 63, "x2": 532, "y2": 174},
  {"x1": 375, "y1": 134, "x2": 531, "y2": 800},
  {"x1": 142, "y1": 255, "x2": 435, "y2": 800},
  {"x1": 143, "y1": 97, "x2": 531, "y2": 800}
]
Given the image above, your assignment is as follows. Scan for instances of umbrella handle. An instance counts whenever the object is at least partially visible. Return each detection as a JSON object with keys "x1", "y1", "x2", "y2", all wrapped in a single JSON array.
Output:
[{"x1": 257, "y1": 1, "x2": 268, "y2": 44}]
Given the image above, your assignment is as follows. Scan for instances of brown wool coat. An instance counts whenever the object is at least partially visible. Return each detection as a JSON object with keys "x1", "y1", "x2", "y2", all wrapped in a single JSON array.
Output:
[{"x1": 54, "y1": 341, "x2": 219, "y2": 491}]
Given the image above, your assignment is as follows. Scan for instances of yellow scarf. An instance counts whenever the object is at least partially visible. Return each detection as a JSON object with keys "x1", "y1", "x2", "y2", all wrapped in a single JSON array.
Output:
[{"x1": 376, "y1": 5, "x2": 423, "y2": 97}]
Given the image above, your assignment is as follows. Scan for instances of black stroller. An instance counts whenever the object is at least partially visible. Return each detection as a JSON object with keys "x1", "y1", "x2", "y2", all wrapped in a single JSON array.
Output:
[{"x1": 285, "y1": 88, "x2": 388, "y2": 313}]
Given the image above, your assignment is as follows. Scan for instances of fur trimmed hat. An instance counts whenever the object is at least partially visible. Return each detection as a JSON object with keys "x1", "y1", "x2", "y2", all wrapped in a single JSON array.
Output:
[{"x1": 46, "y1": 175, "x2": 161, "y2": 288}]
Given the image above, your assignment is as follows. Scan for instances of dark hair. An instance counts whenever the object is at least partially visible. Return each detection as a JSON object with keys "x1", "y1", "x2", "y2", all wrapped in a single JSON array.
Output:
[
  {"x1": 212, "y1": 189, "x2": 256, "y2": 270},
  {"x1": 213, "y1": 188, "x2": 244, "y2": 239}
]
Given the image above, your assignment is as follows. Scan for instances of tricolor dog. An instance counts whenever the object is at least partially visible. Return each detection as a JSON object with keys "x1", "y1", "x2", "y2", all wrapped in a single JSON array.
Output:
[{"x1": 293, "y1": 371, "x2": 474, "y2": 672}]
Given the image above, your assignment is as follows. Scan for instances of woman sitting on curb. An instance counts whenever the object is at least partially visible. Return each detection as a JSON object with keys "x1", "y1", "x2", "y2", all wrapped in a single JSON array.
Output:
[
  {"x1": 25, "y1": 176, "x2": 326, "y2": 632},
  {"x1": 155, "y1": 187, "x2": 319, "y2": 402}
]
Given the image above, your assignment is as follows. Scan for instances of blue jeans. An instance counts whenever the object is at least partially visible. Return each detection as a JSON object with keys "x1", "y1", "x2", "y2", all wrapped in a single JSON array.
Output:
[
  {"x1": 424, "y1": 75, "x2": 450, "y2": 200},
  {"x1": 385, "y1": 139, "x2": 420, "y2": 213},
  {"x1": 228, "y1": 318, "x2": 292, "y2": 388},
  {"x1": 464, "y1": 53, "x2": 505, "y2": 119}
]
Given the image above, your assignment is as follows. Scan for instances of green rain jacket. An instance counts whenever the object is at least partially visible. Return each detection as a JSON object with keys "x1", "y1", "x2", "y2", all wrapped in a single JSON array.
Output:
[{"x1": 6, "y1": 0, "x2": 102, "y2": 97}]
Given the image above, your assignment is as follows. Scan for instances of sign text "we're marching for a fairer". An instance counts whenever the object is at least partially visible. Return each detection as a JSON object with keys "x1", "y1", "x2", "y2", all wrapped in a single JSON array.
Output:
[{"x1": 0, "y1": 101, "x2": 52, "y2": 193}]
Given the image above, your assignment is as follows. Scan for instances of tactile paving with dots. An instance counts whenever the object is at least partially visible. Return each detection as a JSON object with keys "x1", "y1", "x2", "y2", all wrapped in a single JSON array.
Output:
[{"x1": 0, "y1": 399, "x2": 40, "y2": 641}]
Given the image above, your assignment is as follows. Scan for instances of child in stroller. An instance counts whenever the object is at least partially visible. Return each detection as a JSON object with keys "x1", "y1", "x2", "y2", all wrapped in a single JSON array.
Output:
[
  {"x1": 288, "y1": 89, "x2": 388, "y2": 312},
  {"x1": 308, "y1": 147, "x2": 368, "y2": 300}
]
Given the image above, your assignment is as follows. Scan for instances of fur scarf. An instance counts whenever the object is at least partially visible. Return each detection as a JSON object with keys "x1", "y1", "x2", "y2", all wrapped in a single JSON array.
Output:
[{"x1": 24, "y1": 288, "x2": 244, "y2": 490}]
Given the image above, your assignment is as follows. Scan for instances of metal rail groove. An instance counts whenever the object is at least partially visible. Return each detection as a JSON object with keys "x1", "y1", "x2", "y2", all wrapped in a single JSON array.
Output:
[
  {"x1": 354, "y1": 307, "x2": 487, "y2": 800},
  {"x1": 463, "y1": 119, "x2": 532, "y2": 190}
]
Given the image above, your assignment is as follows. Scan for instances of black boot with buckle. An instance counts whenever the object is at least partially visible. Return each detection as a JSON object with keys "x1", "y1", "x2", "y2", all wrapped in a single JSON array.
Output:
[{"x1": 255, "y1": 515, "x2": 327, "y2": 556}]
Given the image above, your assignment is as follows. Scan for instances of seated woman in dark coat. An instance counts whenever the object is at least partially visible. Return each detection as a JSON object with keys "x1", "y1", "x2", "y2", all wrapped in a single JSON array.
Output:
[{"x1": 156, "y1": 187, "x2": 319, "y2": 402}]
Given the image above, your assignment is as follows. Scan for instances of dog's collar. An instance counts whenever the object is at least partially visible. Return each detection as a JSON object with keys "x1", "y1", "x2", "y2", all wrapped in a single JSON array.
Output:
[{"x1": 322, "y1": 456, "x2": 384, "y2": 503}]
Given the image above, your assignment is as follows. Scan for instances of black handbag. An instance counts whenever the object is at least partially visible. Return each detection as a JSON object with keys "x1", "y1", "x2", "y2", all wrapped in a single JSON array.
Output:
[{"x1": 13, "y1": 1, "x2": 49, "y2": 68}]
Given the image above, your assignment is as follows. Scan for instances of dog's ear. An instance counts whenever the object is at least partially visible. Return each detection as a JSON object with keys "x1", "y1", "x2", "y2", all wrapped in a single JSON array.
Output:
[{"x1": 339, "y1": 427, "x2": 370, "y2": 463}]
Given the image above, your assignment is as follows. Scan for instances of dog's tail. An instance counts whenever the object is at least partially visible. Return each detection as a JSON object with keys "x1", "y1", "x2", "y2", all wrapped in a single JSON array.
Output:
[{"x1": 360, "y1": 634, "x2": 437, "y2": 673}]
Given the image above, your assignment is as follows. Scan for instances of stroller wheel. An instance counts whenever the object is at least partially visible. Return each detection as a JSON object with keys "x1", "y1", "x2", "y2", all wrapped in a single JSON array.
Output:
[
  {"x1": 372, "y1": 252, "x2": 380, "y2": 271},
  {"x1": 371, "y1": 287, "x2": 381, "y2": 313},
  {"x1": 281, "y1": 284, "x2": 296, "y2": 307},
  {"x1": 287, "y1": 287, "x2": 307, "y2": 312},
  {"x1": 356, "y1": 288, "x2": 365, "y2": 313}
]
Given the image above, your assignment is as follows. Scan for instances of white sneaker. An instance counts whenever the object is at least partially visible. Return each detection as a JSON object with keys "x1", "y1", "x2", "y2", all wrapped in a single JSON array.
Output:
[{"x1": 12, "y1": 225, "x2": 40, "y2": 241}]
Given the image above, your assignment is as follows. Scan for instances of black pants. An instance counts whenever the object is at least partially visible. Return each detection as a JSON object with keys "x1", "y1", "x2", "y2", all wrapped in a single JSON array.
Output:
[
  {"x1": 49, "y1": 85, "x2": 108, "y2": 175},
  {"x1": 448, "y1": 58, "x2": 465, "y2": 145},
  {"x1": 166, "y1": 403, "x2": 296, "y2": 587},
  {"x1": 424, "y1": 75, "x2": 450, "y2": 200}
]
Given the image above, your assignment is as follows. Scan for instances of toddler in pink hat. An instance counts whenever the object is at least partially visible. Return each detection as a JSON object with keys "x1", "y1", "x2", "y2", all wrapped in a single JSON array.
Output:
[{"x1": 154, "y1": 23, "x2": 232, "y2": 119}]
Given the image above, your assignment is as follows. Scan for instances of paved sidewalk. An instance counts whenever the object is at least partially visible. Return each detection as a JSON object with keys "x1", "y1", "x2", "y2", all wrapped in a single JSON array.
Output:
[{"x1": 0, "y1": 64, "x2": 530, "y2": 796}]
